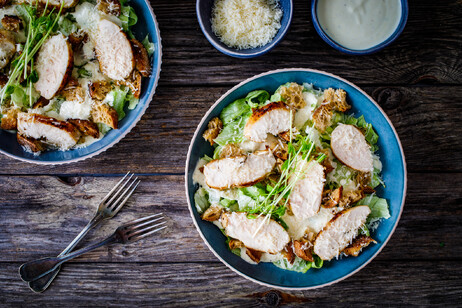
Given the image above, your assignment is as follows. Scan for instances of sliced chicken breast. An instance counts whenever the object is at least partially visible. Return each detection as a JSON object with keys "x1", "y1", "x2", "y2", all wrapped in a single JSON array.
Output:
[
  {"x1": 221, "y1": 212, "x2": 290, "y2": 254},
  {"x1": 203, "y1": 150, "x2": 276, "y2": 190},
  {"x1": 313, "y1": 205, "x2": 371, "y2": 261},
  {"x1": 95, "y1": 19, "x2": 134, "y2": 80},
  {"x1": 17, "y1": 113, "x2": 81, "y2": 149},
  {"x1": 331, "y1": 124, "x2": 373, "y2": 172},
  {"x1": 244, "y1": 101, "x2": 291, "y2": 142},
  {"x1": 34, "y1": 34, "x2": 73, "y2": 99},
  {"x1": 288, "y1": 159, "x2": 325, "y2": 219},
  {"x1": 0, "y1": 29, "x2": 16, "y2": 69}
]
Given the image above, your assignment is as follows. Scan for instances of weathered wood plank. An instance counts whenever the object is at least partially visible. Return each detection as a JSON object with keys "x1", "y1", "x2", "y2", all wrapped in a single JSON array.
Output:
[
  {"x1": 150, "y1": 0, "x2": 462, "y2": 85},
  {"x1": 0, "y1": 173, "x2": 460, "y2": 263},
  {"x1": 0, "y1": 86, "x2": 460, "y2": 174},
  {"x1": 0, "y1": 261, "x2": 461, "y2": 307}
]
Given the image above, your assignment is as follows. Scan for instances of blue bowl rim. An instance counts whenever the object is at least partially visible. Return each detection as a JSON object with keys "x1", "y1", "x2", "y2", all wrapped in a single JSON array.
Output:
[
  {"x1": 0, "y1": 0, "x2": 163, "y2": 165},
  {"x1": 185, "y1": 68, "x2": 407, "y2": 290},
  {"x1": 311, "y1": 0, "x2": 409, "y2": 55},
  {"x1": 195, "y1": 0, "x2": 293, "y2": 59}
]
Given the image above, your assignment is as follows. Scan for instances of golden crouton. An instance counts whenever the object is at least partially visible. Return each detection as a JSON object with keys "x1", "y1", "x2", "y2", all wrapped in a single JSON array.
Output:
[
  {"x1": 228, "y1": 239, "x2": 244, "y2": 250},
  {"x1": 96, "y1": 0, "x2": 121, "y2": 16},
  {"x1": 122, "y1": 70, "x2": 142, "y2": 99},
  {"x1": 202, "y1": 117, "x2": 223, "y2": 146},
  {"x1": 201, "y1": 205, "x2": 223, "y2": 222},
  {"x1": 339, "y1": 189, "x2": 364, "y2": 208},
  {"x1": 279, "y1": 82, "x2": 306, "y2": 109},
  {"x1": 1, "y1": 15, "x2": 21, "y2": 32},
  {"x1": 68, "y1": 119, "x2": 100, "y2": 138},
  {"x1": 281, "y1": 243, "x2": 295, "y2": 265},
  {"x1": 17, "y1": 134, "x2": 45, "y2": 153},
  {"x1": 91, "y1": 101, "x2": 118, "y2": 129},
  {"x1": 89, "y1": 80, "x2": 112, "y2": 100},
  {"x1": 59, "y1": 77, "x2": 85, "y2": 102},
  {"x1": 293, "y1": 240, "x2": 314, "y2": 262},
  {"x1": 322, "y1": 186, "x2": 343, "y2": 208},
  {"x1": 343, "y1": 235, "x2": 376, "y2": 257},
  {"x1": 219, "y1": 143, "x2": 243, "y2": 159},
  {"x1": 1, "y1": 108, "x2": 19, "y2": 130},
  {"x1": 0, "y1": 0, "x2": 11, "y2": 9},
  {"x1": 312, "y1": 104, "x2": 333, "y2": 133}
]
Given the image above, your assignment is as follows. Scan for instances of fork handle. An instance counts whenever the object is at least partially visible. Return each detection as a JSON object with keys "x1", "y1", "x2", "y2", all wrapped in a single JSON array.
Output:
[
  {"x1": 26, "y1": 214, "x2": 105, "y2": 292},
  {"x1": 20, "y1": 233, "x2": 119, "y2": 282}
]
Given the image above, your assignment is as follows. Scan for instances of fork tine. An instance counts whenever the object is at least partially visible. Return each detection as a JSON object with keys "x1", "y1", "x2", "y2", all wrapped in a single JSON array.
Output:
[
  {"x1": 122, "y1": 213, "x2": 163, "y2": 228},
  {"x1": 100, "y1": 172, "x2": 130, "y2": 204},
  {"x1": 105, "y1": 173, "x2": 135, "y2": 208},
  {"x1": 126, "y1": 216, "x2": 164, "y2": 233},
  {"x1": 128, "y1": 222, "x2": 168, "y2": 242},
  {"x1": 110, "y1": 179, "x2": 140, "y2": 215}
]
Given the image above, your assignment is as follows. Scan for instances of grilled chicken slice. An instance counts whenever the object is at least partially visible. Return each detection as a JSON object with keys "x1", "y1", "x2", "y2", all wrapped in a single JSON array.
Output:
[
  {"x1": 34, "y1": 34, "x2": 74, "y2": 99},
  {"x1": 0, "y1": 29, "x2": 16, "y2": 69},
  {"x1": 95, "y1": 19, "x2": 134, "y2": 80},
  {"x1": 331, "y1": 124, "x2": 373, "y2": 172},
  {"x1": 288, "y1": 160, "x2": 325, "y2": 219},
  {"x1": 313, "y1": 205, "x2": 371, "y2": 261},
  {"x1": 130, "y1": 38, "x2": 151, "y2": 77},
  {"x1": 17, "y1": 134, "x2": 45, "y2": 153},
  {"x1": 243, "y1": 101, "x2": 291, "y2": 142},
  {"x1": 201, "y1": 204, "x2": 223, "y2": 222},
  {"x1": 343, "y1": 235, "x2": 376, "y2": 257},
  {"x1": 17, "y1": 113, "x2": 81, "y2": 149},
  {"x1": 221, "y1": 212, "x2": 290, "y2": 254},
  {"x1": 203, "y1": 150, "x2": 276, "y2": 190},
  {"x1": 68, "y1": 119, "x2": 99, "y2": 139}
]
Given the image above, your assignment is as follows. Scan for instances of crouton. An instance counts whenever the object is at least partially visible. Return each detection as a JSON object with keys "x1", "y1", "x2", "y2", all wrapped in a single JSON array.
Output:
[
  {"x1": 130, "y1": 38, "x2": 151, "y2": 77},
  {"x1": 1, "y1": 108, "x2": 19, "y2": 130},
  {"x1": 89, "y1": 80, "x2": 112, "y2": 100},
  {"x1": 339, "y1": 189, "x2": 364, "y2": 208},
  {"x1": 120, "y1": 70, "x2": 141, "y2": 98},
  {"x1": 281, "y1": 243, "x2": 295, "y2": 265},
  {"x1": 313, "y1": 206, "x2": 371, "y2": 260},
  {"x1": 343, "y1": 235, "x2": 376, "y2": 257},
  {"x1": 17, "y1": 134, "x2": 45, "y2": 153},
  {"x1": 1, "y1": 15, "x2": 21, "y2": 32},
  {"x1": 0, "y1": 0, "x2": 11, "y2": 8},
  {"x1": 91, "y1": 101, "x2": 118, "y2": 129},
  {"x1": 68, "y1": 119, "x2": 99, "y2": 138},
  {"x1": 96, "y1": 0, "x2": 121, "y2": 16},
  {"x1": 0, "y1": 29, "x2": 16, "y2": 69},
  {"x1": 202, "y1": 117, "x2": 222, "y2": 146},
  {"x1": 34, "y1": 34, "x2": 74, "y2": 99},
  {"x1": 312, "y1": 104, "x2": 332, "y2": 133},
  {"x1": 201, "y1": 205, "x2": 223, "y2": 222},
  {"x1": 322, "y1": 186, "x2": 343, "y2": 208},
  {"x1": 59, "y1": 77, "x2": 85, "y2": 102},
  {"x1": 278, "y1": 82, "x2": 306, "y2": 109},
  {"x1": 293, "y1": 240, "x2": 314, "y2": 262},
  {"x1": 219, "y1": 143, "x2": 242, "y2": 159},
  {"x1": 0, "y1": 73, "x2": 7, "y2": 87},
  {"x1": 228, "y1": 239, "x2": 244, "y2": 250},
  {"x1": 68, "y1": 32, "x2": 87, "y2": 50},
  {"x1": 17, "y1": 113, "x2": 81, "y2": 149}
]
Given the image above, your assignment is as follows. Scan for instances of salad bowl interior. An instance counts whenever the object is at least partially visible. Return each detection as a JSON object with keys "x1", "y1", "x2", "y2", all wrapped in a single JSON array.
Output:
[
  {"x1": 0, "y1": 0, "x2": 162, "y2": 164},
  {"x1": 185, "y1": 68, "x2": 406, "y2": 289}
]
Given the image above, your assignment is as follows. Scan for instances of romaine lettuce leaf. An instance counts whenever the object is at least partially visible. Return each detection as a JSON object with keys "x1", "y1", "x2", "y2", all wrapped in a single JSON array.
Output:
[
  {"x1": 194, "y1": 187, "x2": 210, "y2": 214},
  {"x1": 220, "y1": 98, "x2": 251, "y2": 125},
  {"x1": 273, "y1": 255, "x2": 323, "y2": 273},
  {"x1": 357, "y1": 194, "x2": 390, "y2": 225}
]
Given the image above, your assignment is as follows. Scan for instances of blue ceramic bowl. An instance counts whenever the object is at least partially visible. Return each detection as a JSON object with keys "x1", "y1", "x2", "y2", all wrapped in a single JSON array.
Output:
[
  {"x1": 185, "y1": 68, "x2": 407, "y2": 289},
  {"x1": 0, "y1": 0, "x2": 162, "y2": 164},
  {"x1": 311, "y1": 0, "x2": 408, "y2": 55},
  {"x1": 196, "y1": 0, "x2": 293, "y2": 58}
]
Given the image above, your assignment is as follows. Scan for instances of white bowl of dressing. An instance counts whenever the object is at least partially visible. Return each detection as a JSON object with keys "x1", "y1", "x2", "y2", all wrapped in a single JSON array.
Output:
[{"x1": 311, "y1": 0, "x2": 408, "y2": 54}]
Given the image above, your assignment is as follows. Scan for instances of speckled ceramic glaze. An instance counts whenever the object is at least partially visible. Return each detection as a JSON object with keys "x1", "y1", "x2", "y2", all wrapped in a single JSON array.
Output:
[
  {"x1": 0, "y1": 0, "x2": 162, "y2": 164},
  {"x1": 185, "y1": 68, "x2": 406, "y2": 290}
]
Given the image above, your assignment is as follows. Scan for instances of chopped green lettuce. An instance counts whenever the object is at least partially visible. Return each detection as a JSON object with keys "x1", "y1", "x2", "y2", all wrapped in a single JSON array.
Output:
[
  {"x1": 194, "y1": 187, "x2": 210, "y2": 214},
  {"x1": 357, "y1": 194, "x2": 390, "y2": 226},
  {"x1": 213, "y1": 114, "x2": 249, "y2": 146},
  {"x1": 142, "y1": 34, "x2": 155, "y2": 57},
  {"x1": 273, "y1": 255, "x2": 323, "y2": 273},
  {"x1": 220, "y1": 98, "x2": 251, "y2": 125},
  {"x1": 245, "y1": 90, "x2": 269, "y2": 108}
]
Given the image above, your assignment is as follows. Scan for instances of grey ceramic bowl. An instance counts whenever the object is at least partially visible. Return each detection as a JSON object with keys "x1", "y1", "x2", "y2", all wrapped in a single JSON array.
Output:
[{"x1": 196, "y1": 0, "x2": 293, "y2": 58}]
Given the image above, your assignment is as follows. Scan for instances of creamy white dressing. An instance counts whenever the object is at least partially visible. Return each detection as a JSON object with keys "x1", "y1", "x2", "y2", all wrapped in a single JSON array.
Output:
[{"x1": 316, "y1": 0, "x2": 402, "y2": 50}]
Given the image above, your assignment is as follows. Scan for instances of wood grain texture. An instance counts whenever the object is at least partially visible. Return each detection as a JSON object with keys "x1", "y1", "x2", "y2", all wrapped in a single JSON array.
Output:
[
  {"x1": 0, "y1": 86, "x2": 461, "y2": 174},
  {"x1": 0, "y1": 174, "x2": 460, "y2": 263},
  {"x1": 0, "y1": 261, "x2": 461, "y2": 307}
]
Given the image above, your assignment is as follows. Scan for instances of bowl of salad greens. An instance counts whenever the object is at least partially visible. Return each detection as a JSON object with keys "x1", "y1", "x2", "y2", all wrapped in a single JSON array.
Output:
[
  {"x1": 185, "y1": 68, "x2": 406, "y2": 289},
  {"x1": 0, "y1": 0, "x2": 161, "y2": 164}
]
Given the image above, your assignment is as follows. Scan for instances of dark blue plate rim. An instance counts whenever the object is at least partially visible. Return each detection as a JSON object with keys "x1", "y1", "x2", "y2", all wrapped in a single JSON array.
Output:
[
  {"x1": 311, "y1": 0, "x2": 409, "y2": 55},
  {"x1": 0, "y1": 0, "x2": 162, "y2": 165},
  {"x1": 185, "y1": 68, "x2": 407, "y2": 290}
]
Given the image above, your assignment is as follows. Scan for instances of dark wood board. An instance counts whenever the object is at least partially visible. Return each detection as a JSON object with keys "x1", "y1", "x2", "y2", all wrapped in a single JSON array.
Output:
[{"x1": 1, "y1": 0, "x2": 461, "y2": 306}]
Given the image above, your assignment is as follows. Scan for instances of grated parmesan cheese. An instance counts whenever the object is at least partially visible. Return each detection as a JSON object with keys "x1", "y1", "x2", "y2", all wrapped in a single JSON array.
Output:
[{"x1": 211, "y1": 0, "x2": 283, "y2": 50}]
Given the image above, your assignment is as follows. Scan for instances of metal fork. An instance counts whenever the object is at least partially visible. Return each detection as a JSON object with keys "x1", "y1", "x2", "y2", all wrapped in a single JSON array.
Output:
[
  {"x1": 19, "y1": 213, "x2": 167, "y2": 282},
  {"x1": 27, "y1": 172, "x2": 140, "y2": 293}
]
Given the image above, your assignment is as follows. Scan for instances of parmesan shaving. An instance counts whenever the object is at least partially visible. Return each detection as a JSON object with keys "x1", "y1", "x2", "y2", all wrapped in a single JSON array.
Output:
[{"x1": 211, "y1": 0, "x2": 283, "y2": 49}]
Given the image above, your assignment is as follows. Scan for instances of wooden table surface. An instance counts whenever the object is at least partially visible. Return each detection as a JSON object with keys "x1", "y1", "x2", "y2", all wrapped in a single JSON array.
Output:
[{"x1": 1, "y1": 0, "x2": 461, "y2": 306}]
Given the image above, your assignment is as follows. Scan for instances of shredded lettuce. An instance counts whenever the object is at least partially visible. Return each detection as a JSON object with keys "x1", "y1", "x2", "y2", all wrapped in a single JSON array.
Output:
[
  {"x1": 273, "y1": 255, "x2": 323, "y2": 273},
  {"x1": 119, "y1": 4, "x2": 138, "y2": 37},
  {"x1": 213, "y1": 114, "x2": 249, "y2": 146},
  {"x1": 142, "y1": 34, "x2": 155, "y2": 57},
  {"x1": 357, "y1": 194, "x2": 390, "y2": 226},
  {"x1": 220, "y1": 98, "x2": 251, "y2": 125},
  {"x1": 245, "y1": 90, "x2": 269, "y2": 108},
  {"x1": 194, "y1": 187, "x2": 210, "y2": 214}
]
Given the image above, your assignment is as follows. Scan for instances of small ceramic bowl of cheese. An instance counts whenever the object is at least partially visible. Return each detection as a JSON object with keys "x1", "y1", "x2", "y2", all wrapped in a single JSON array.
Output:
[
  {"x1": 196, "y1": 0, "x2": 293, "y2": 58},
  {"x1": 311, "y1": 0, "x2": 408, "y2": 55}
]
